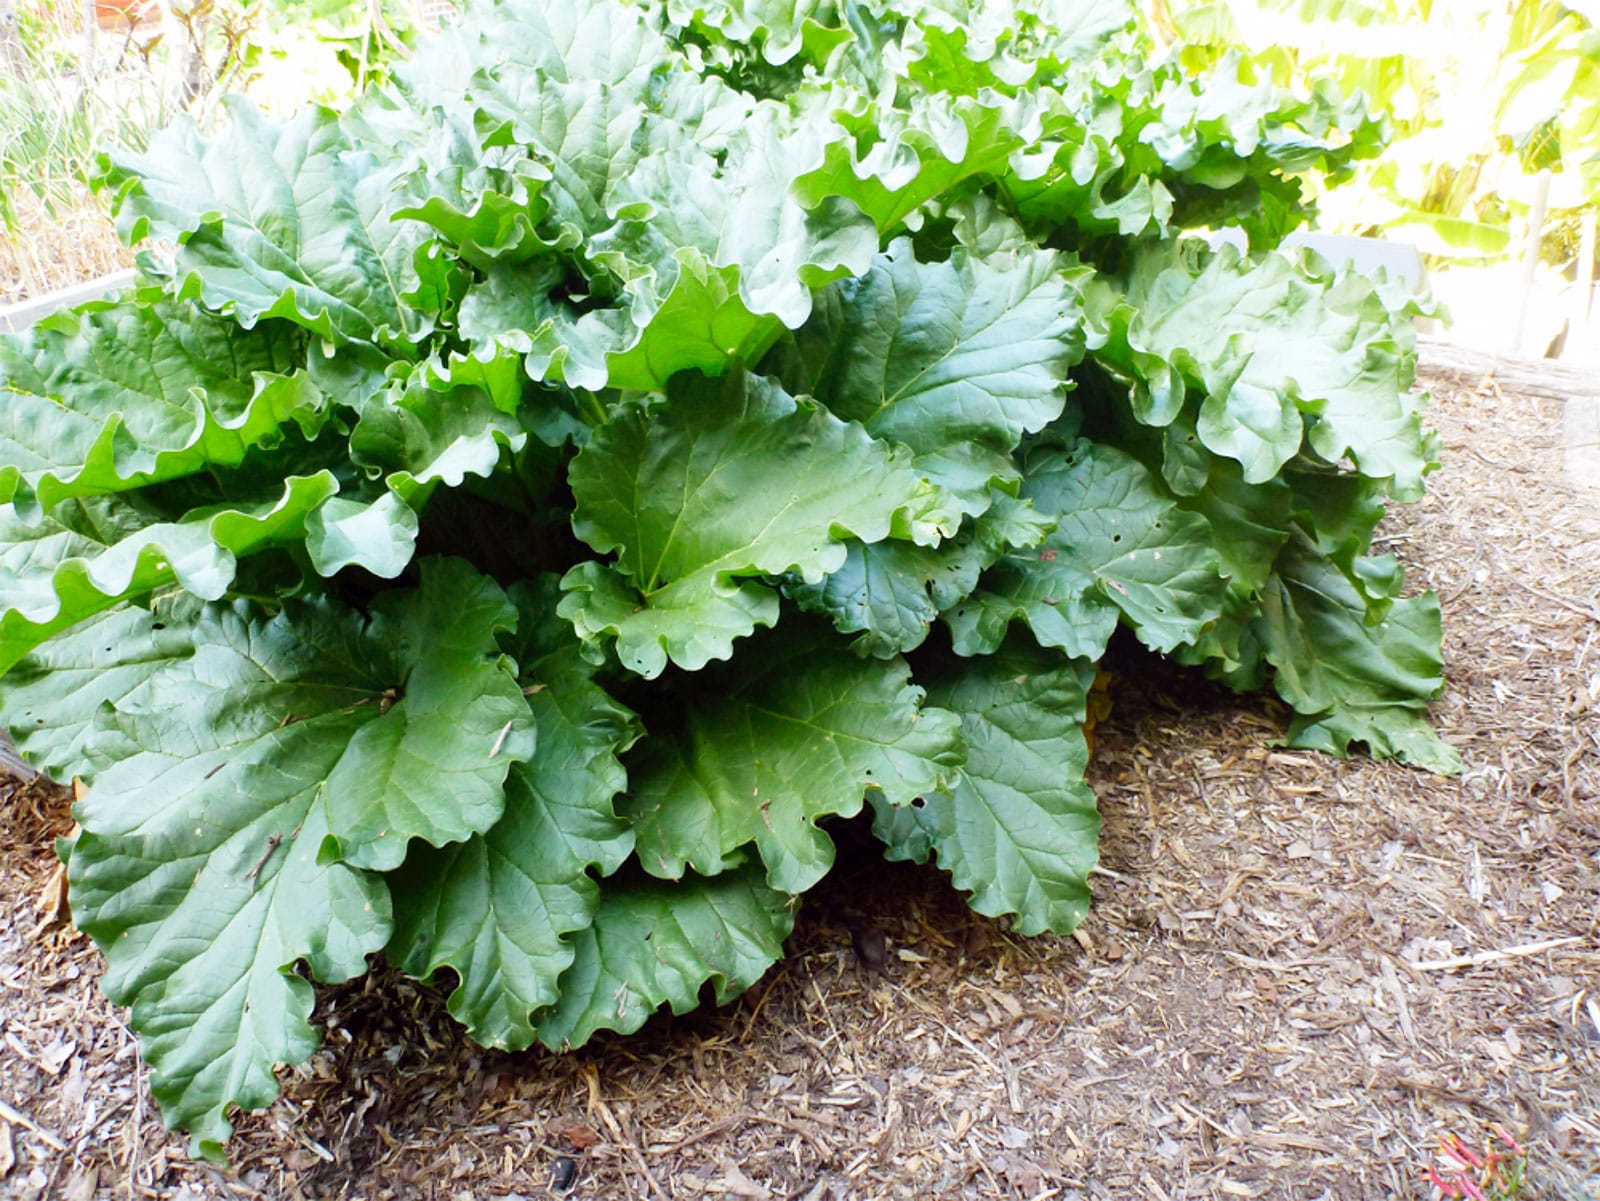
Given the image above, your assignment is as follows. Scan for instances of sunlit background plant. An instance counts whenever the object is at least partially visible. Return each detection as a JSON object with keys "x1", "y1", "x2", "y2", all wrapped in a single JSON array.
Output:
[
  {"x1": 1157, "y1": 0, "x2": 1599, "y2": 355},
  {"x1": 0, "y1": 0, "x2": 432, "y2": 297}
]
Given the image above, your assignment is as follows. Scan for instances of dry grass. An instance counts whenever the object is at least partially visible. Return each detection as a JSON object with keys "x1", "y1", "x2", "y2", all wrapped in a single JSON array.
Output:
[
  {"x1": 0, "y1": 361, "x2": 1597, "y2": 1201},
  {"x1": 0, "y1": 189, "x2": 132, "y2": 306}
]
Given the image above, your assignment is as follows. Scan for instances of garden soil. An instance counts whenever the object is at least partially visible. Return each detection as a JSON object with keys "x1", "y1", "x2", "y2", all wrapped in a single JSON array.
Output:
[{"x1": 1, "y1": 361, "x2": 1597, "y2": 1201}]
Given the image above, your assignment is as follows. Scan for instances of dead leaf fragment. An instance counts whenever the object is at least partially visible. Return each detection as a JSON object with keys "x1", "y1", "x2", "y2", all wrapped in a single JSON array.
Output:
[
  {"x1": 34, "y1": 861, "x2": 70, "y2": 928},
  {"x1": 719, "y1": 1159, "x2": 773, "y2": 1199},
  {"x1": 62, "y1": 1166, "x2": 98, "y2": 1201},
  {"x1": 0, "y1": 1121, "x2": 14, "y2": 1179},
  {"x1": 547, "y1": 1114, "x2": 601, "y2": 1151}
]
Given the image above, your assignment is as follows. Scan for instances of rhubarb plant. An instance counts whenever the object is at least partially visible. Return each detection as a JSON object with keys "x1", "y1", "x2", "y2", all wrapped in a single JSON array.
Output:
[{"x1": 0, "y1": 0, "x2": 1456, "y2": 1156}]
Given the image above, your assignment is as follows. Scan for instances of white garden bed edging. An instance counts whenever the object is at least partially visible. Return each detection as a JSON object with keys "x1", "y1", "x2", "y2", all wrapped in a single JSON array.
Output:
[{"x1": 0, "y1": 268, "x2": 138, "y2": 334}]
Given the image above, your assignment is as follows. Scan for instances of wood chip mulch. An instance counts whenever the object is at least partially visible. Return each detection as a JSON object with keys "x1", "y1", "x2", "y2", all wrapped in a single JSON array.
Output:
[{"x1": 1, "y1": 360, "x2": 1597, "y2": 1201}]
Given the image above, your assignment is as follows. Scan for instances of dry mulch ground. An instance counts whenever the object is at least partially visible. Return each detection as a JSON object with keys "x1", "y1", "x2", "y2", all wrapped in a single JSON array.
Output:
[
  {"x1": 0, "y1": 191, "x2": 132, "y2": 307},
  {"x1": 1, "y1": 361, "x2": 1597, "y2": 1201}
]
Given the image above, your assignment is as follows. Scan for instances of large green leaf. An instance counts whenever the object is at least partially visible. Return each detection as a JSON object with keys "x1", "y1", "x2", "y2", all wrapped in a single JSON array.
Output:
[
  {"x1": 534, "y1": 862, "x2": 796, "y2": 1049},
  {"x1": 945, "y1": 440, "x2": 1227, "y2": 658},
  {"x1": 375, "y1": 102, "x2": 558, "y2": 269},
  {"x1": 458, "y1": 103, "x2": 877, "y2": 392},
  {"x1": 463, "y1": 43, "x2": 661, "y2": 245},
  {"x1": 0, "y1": 478, "x2": 339, "y2": 674},
  {"x1": 638, "y1": 108, "x2": 879, "y2": 326},
  {"x1": 0, "y1": 596, "x2": 197, "y2": 783},
  {"x1": 1169, "y1": 424, "x2": 1291, "y2": 595},
  {"x1": 997, "y1": 83, "x2": 1177, "y2": 243},
  {"x1": 99, "y1": 99, "x2": 432, "y2": 348},
  {"x1": 769, "y1": 240, "x2": 1087, "y2": 513},
  {"x1": 890, "y1": 1, "x2": 1137, "y2": 96},
  {"x1": 462, "y1": 248, "x2": 791, "y2": 394},
  {"x1": 65, "y1": 559, "x2": 531, "y2": 1157},
  {"x1": 1255, "y1": 533, "x2": 1459, "y2": 772},
  {"x1": 0, "y1": 302, "x2": 321, "y2": 511},
  {"x1": 348, "y1": 360, "x2": 531, "y2": 504},
  {"x1": 794, "y1": 92, "x2": 1043, "y2": 236},
  {"x1": 784, "y1": 535, "x2": 992, "y2": 657},
  {"x1": 783, "y1": 491, "x2": 1050, "y2": 657},
  {"x1": 664, "y1": 0, "x2": 852, "y2": 68},
  {"x1": 316, "y1": 558, "x2": 535, "y2": 870},
  {"x1": 560, "y1": 371, "x2": 932, "y2": 677},
  {"x1": 409, "y1": 0, "x2": 667, "y2": 97},
  {"x1": 1089, "y1": 242, "x2": 1433, "y2": 495},
  {"x1": 872, "y1": 638, "x2": 1100, "y2": 935},
  {"x1": 386, "y1": 579, "x2": 639, "y2": 1050},
  {"x1": 622, "y1": 621, "x2": 963, "y2": 894}
]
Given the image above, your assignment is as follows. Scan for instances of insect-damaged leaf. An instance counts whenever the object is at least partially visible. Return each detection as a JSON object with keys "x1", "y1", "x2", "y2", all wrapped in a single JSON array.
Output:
[{"x1": 63, "y1": 559, "x2": 532, "y2": 1155}]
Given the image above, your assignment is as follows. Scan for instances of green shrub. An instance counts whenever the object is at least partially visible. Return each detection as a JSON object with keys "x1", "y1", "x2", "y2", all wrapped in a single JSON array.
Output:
[{"x1": 0, "y1": 0, "x2": 1455, "y2": 1158}]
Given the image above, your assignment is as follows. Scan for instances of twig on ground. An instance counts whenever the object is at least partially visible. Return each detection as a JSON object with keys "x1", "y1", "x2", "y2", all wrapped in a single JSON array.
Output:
[
  {"x1": 1410, "y1": 936, "x2": 1586, "y2": 972},
  {"x1": 0, "y1": 1097, "x2": 66, "y2": 1150}
]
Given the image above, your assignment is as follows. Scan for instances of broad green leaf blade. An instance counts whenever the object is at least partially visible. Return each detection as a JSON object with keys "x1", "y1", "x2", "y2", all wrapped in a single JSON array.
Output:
[
  {"x1": 350, "y1": 369, "x2": 524, "y2": 482},
  {"x1": 0, "y1": 478, "x2": 339, "y2": 674},
  {"x1": 589, "y1": 253, "x2": 789, "y2": 392},
  {"x1": 0, "y1": 595, "x2": 197, "y2": 783},
  {"x1": 770, "y1": 240, "x2": 1087, "y2": 513},
  {"x1": 893, "y1": 2, "x2": 1136, "y2": 95},
  {"x1": 73, "y1": 767, "x2": 387, "y2": 1161},
  {"x1": 943, "y1": 561, "x2": 1118, "y2": 661},
  {"x1": 560, "y1": 371, "x2": 930, "y2": 677},
  {"x1": 100, "y1": 99, "x2": 431, "y2": 348},
  {"x1": 66, "y1": 602, "x2": 387, "y2": 1157},
  {"x1": 622, "y1": 621, "x2": 963, "y2": 894},
  {"x1": 1142, "y1": 402, "x2": 1294, "y2": 595},
  {"x1": 1089, "y1": 398, "x2": 1291, "y2": 599},
  {"x1": 464, "y1": 55, "x2": 659, "y2": 247},
  {"x1": 665, "y1": 0, "x2": 852, "y2": 68},
  {"x1": 65, "y1": 559, "x2": 534, "y2": 1153},
  {"x1": 461, "y1": 251, "x2": 786, "y2": 393},
  {"x1": 784, "y1": 533, "x2": 993, "y2": 658},
  {"x1": 534, "y1": 862, "x2": 796, "y2": 1050},
  {"x1": 378, "y1": 103, "x2": 557, "y2": 268},
  {"x1": 1256, "y1": 533, "x2": 1459, "y2": 773},
  {"x1": 0, "y1": 302, "x2": 321, "y2": 510},
  {"x1": 559, "y1": 558, "x2": 778, "y2": 680},
  {"x1": 386, "y1": 579, "x2": 639, "y2": 1049},
  {"x1": 1185, "y1": 457, "x2": 1291, "y2": 597},
  {"x1": 303, "y1": 493, "x2": 420, "y2": 580},
  {"x1": 872, "y1": 638, "x2": 1100, "y2": 935},
  {"x1": 998, "y1": 94, "x2": 1176, "y2": 243},
  {"x1": 320, "y1": 558, "x2": 534, "y2": 870},
  {"x1": 795, "y1": 93, "x2": 1041, "y2": 236},
  {"x1": 1284, "y1": 464, "x2": 1392, "y2": 571},
  {"x1": 1090, "y1": 242, "x2": 1433, "y2": 493},
  {"x1": 601, "y1": 104, "x2": 877, "y2": 332},
  {"x1": 944, "y1": 441, "x2": 1227, "y2": 658},
  {"x1": 407, "y1": 0, "x2": 665, "y2": 96},
  {"x1": 459, "y1": 103, "x2": 876, "y2": 392}
]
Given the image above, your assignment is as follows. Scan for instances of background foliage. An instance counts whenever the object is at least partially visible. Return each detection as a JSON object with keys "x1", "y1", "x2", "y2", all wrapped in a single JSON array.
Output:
[
  {"x1": 0, "y1": 0, "x2": 426, "y2": 235},
  {"x1": 1157, "y1": 0, "x2": 1600, "y2": 265}
]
